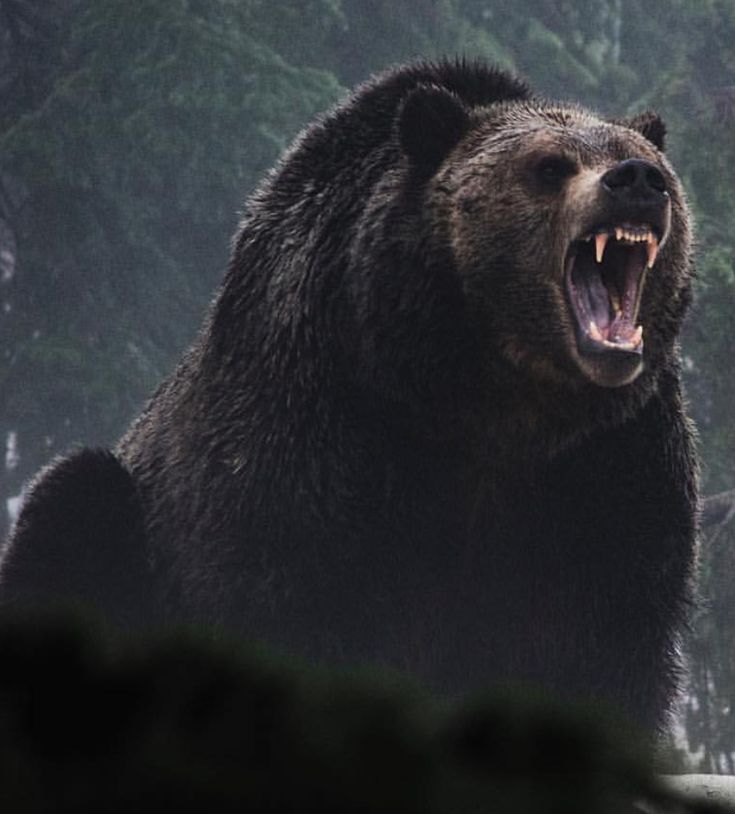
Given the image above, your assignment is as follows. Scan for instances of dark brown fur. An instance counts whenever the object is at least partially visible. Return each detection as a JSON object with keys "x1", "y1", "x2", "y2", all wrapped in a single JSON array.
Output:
[{"x1": 0, "y1": 62, "x2": 698, "y2": 732}]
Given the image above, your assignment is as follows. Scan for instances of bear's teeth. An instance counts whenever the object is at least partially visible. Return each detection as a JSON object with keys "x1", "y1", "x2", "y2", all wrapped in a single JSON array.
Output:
[
  {"x1": 595, "y1": 233, "x2": 609, "y2": 263},
  {"x1": 608, "y1": 225, "x2": 655, "y2": 245},
  {"x1": 646, "y1": 236, "x2": 659, "y2": 269},
  {"x1": 588, "y1": 225, "x2": 657, "y2": 264},
  {"x1": 609, "y1": 288, "x2": 622, "y2": 314},
  {"x1": 588, "y1": 320, "x2": 604, "y2": 342},
  {"x1": 609, "y1": 325, "x2": 644, "y2": 350}
]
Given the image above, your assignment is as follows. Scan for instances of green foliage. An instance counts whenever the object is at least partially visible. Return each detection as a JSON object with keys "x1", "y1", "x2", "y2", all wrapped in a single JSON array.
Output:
[{"x1": 1, "y1": 0, "x2": 342, "y2": 500}]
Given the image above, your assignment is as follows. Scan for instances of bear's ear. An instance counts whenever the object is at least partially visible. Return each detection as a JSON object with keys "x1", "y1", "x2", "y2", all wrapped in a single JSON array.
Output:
[
  {"x1": 397, "y1": 84, "x2": 471, "y2": 170},
  {"x1": 618, "y1": 111, "x2": 666, "y2": 152}
]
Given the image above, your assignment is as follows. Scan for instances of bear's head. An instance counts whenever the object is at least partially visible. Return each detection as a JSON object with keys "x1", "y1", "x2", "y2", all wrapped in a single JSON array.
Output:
[{"x1": 396, "y1": 85, "x2": 692, "y2": 395}]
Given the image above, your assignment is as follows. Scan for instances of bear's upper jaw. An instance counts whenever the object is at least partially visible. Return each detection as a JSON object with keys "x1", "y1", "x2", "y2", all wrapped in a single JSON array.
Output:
[{"x1": 565, "y1": 223, "x2": 660, "y2": 359}]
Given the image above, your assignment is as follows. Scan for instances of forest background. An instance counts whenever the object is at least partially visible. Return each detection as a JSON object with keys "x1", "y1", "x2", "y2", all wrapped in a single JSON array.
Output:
[{"x1": 1, "y1": 0, "x2": 734, "y2": 771}]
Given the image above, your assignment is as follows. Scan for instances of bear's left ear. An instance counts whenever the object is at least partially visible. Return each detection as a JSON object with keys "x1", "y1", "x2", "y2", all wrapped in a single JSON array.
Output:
[
  {"x1": 397, "y1": 84, "x2": 471, "y2": 170},
  {"x1": 617, "y1": 110, "x2": 666, "y2": 152}
]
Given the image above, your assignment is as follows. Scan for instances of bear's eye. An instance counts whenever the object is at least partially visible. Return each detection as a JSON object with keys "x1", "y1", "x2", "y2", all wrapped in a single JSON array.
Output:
[{"x1": 534, "y1": 155, "x2": 577, "y2": 187}]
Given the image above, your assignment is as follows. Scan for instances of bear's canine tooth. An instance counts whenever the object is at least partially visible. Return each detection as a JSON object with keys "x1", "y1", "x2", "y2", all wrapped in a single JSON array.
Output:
[
  {"x1": 610, "y1": 288, "x2": 622, "y2": 313},
  {"x1": 588, "y1": 320, "x2": 604, "y2": 342},
  {"x1": 646, "y1": 236, "x2": 659, "y2": 269},
  {"x1": 595, "y1": 233, "x2": 610, "y2": 263},
  {"x1": 632, "y1": 325, "x2": 644, "y2": 346}
]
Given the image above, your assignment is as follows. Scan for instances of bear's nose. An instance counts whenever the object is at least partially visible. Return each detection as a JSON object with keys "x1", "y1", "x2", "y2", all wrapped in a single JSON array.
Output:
[{"x1": 601, "y1": 158, "x2": 667, "y2": 199}]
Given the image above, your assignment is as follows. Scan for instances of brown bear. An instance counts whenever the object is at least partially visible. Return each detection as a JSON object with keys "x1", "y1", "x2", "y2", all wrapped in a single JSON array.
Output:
[{"x1": 0, "y1": 61, "x2": 697, "y2": 733}]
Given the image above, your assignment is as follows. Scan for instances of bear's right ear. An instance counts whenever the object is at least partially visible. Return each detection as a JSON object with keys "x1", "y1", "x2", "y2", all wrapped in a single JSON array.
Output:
[
  {"x1": 397, "y1": 84, "x2": 471, "y2": 171},
  {"x1": 617, "y1": 111, "x2": 666, "y2": 152}
]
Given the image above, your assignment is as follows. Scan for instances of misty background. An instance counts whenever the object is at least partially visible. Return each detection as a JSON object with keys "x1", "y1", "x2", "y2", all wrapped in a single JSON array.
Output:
[{"x1": 1, "y1": 0, "x2": 733, "y2": 771}]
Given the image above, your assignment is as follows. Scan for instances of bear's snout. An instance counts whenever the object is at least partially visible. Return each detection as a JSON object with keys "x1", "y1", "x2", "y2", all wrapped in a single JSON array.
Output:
[
  {"x1": 597, "y1": 158, "x2": 670, "y2": 241},
  {"x1": 601, "y1": 158, "x2": 668, "y2": 202}
]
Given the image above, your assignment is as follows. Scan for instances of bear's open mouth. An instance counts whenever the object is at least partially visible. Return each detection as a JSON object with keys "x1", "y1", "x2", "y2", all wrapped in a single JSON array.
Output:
[{"x1": 565, "y1": 224, "x2": 660, "y2": 356}]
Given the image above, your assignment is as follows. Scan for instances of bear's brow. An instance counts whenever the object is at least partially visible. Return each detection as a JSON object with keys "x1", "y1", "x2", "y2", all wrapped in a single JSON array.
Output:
[
  {"x1": 486, "y1": 124, "x2": 598, "y2": 160},
  {"x1": 490, "y1": 121, "x2": 652, "y2": 167}
]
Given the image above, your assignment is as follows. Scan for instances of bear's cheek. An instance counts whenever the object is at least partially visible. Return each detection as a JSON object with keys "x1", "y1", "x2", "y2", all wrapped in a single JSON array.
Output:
[
  {"x1": 636, "y1": 202, "x2": 692, "y2": 343},
  {"x1": 446, "y1": 218, "x2": 571, "y2": 381}
]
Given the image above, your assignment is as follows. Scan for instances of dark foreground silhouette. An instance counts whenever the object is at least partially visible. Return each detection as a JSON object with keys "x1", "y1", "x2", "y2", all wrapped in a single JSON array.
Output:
[{"x1": 0, "y1": 612, "x2": 723, "y2": 813}]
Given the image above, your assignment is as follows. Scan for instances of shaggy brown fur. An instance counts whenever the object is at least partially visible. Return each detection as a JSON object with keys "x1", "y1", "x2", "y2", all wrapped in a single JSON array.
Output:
[{"x1": 0, "y1": 62, "x2": 698, "y2": 733}]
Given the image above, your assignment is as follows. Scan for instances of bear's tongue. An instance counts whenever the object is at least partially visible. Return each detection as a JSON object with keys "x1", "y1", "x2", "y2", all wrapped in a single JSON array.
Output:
[{"x1": 566, "y1": 226, "x2": 656, "y2": 352}]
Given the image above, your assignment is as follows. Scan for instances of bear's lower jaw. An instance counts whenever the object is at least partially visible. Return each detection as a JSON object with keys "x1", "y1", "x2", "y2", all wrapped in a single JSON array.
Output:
[
  {"x1": 573, "y1": 349, "x2": 644, "y2": 389},
  {"x1": 570, "y1": 301, "x2": 645, "y2": 388}
]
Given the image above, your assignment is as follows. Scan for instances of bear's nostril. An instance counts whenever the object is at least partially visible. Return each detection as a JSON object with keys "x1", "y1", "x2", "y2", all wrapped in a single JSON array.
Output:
[{"x1": 602, "y1": 159, "x2": 667, "y2": 197}]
